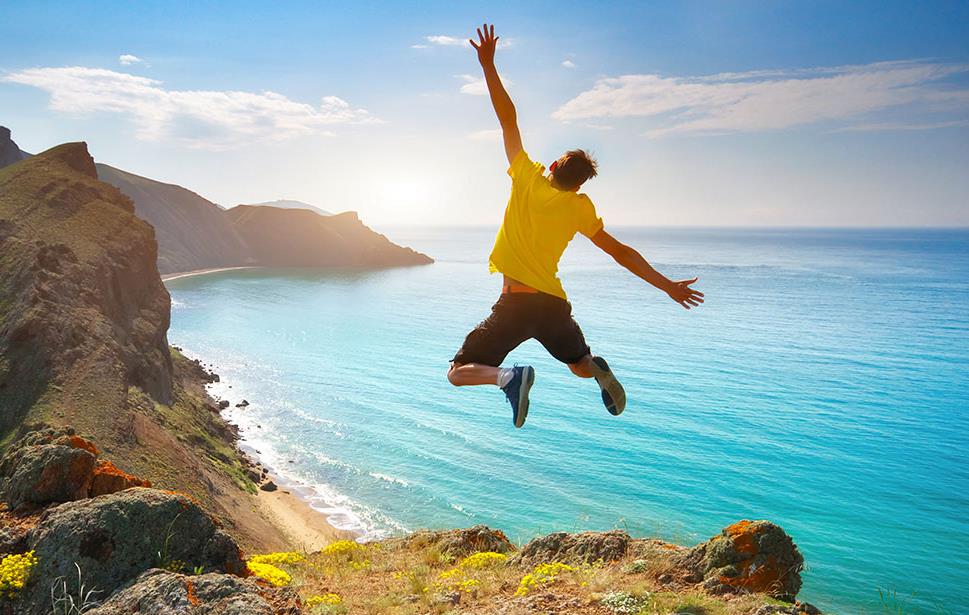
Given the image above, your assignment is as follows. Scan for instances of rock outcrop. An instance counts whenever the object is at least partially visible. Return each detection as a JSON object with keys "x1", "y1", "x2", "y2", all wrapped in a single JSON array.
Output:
[
  {"x1": 516, "y1": 530, "x2": 631, "y2": 565},
  {"x1": 23, "y1": 487, "x2": 246, "y2": 614},
  {"x1": 400, "y1": 525, "x2": 515, "y2": 557},
  {"x1": 674, "y1": 520, "x2": 805, "y2": 601},
  {"x1": 87, "y1": 569, "x2": 302, "y2": 615},
  {"x1": 0, "y1": 126, "x2": 28, "y2": 169},
  {"x1": 0, "y1": 427, "x2": 149, "y2": 510}
]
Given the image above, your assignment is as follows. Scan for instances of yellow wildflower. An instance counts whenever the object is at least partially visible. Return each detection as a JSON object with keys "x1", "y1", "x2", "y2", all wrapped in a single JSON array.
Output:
[
  {"x1": 320, "y1": 540, "x2": 362, "y2": 557},
  {"x1": 248, "y1": 552, "x2": 305, "y2": 566},
  {"x1": 0, "y1": 551, "x2": 38, "y2": 599},
  {"x1": 456, "y1": 551, "x2": 507, "y2": 570},
  {"x1": 247, "y1": 561, "x2": 292, "y2": 586},
  {"x1": 305, "y1": 593, "x2": 342, "y2": 607},
  {"x1": 515, "y1": 562, "x2": 575, "y2": 596}
]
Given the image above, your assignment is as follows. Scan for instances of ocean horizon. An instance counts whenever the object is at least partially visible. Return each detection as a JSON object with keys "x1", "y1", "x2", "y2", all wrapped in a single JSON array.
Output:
[{"x1": 166, "y1": 226, "x2": 968, "y2": 615}]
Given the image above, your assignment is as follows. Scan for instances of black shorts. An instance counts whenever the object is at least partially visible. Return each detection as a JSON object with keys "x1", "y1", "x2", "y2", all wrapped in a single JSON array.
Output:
[{"x1": 452, "y1": 292, "x2": 591, "y2": 367}]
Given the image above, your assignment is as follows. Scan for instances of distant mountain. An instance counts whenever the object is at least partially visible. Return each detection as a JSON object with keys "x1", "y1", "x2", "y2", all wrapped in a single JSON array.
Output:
[
  {"x1": 244, "y1": 199, "x2": 332, "y2": 216},
  {"x1": 226, "y1": 206, "x2": 433, "y2": 268},
  {"x1": 96, "y1": 164, "x2": 251, "y2": 274},
  {"x1": 0, "y1": 126, "x2": 28, "y2": 167}
]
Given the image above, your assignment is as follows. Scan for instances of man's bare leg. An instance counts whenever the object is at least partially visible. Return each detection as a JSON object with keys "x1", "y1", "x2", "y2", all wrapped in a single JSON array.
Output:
[{"x1": 447, "y1": 362, "x2": 502, "y2": 386}]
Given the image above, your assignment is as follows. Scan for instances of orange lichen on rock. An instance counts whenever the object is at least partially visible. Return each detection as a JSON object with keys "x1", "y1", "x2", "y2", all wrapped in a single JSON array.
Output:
[
  {"x1": 185, "y1": 579, "x2": 200, "y2": 606},
  {"x1": 675, "y1": 519, "x2": 804, "y2": 601},
  {"x1": 62, "y1": 435, "x2": 100, "y2": 457},
  {"x1": 89, "y1": 460, "x2": 151, "y2": 497}
]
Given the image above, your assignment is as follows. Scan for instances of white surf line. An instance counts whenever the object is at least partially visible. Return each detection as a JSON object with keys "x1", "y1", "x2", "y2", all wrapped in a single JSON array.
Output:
[{"x1": 161, "y1": 266, "x2": 258, "y2": 282}]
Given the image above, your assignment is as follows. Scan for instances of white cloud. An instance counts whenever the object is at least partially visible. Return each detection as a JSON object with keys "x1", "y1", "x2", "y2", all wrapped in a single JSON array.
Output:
[
  {"x1": 3, "y1": 66, "x2": 381, "y2": 149},
  {"x1": 457, "y1": 73, "x2": 512, "y2": 96},
  {"x1": 118, "y1": 54, "x2": 143, "y2": 66},
  {"x1": 562, "y1": 60, "x2": 576, "y2": 69},
  {"x1": 418, "y1": 34, "x2": 513, "y2": 49},
  {"x1": 425, "y1": 35, "x2": 465, "y2": 46},
  {"x1": 468, "y1": 128, "x2": 502, "y2": 142},
  {"x1": 552, "y1": 60, "x2": 969, "y2": 137}
]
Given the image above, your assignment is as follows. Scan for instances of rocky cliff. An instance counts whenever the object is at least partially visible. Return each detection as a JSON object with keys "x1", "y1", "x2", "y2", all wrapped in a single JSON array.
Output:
[
  {"x1": 0, "y1": 144, "x2": 292, "y2": 553},
  {"x1": 0, "y1": 142, "x2": 173, "y2": 433},
  {"x1": 226, "y1": 206, "x2": 432, "y2": 268}
]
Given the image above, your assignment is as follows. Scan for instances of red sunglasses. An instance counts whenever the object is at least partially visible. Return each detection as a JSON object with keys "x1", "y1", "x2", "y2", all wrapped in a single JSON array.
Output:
[{"x1": 549, "y1": 160, "x2": 559, "y2": 173}]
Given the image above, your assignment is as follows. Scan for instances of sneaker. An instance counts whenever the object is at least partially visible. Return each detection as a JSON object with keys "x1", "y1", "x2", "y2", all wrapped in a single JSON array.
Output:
[
  {"x1": 501, "y1": 365, "x2": 535, "y2": 428},
  {"x1": 589, "y1": 356, "x2": 626, "y2": 415}
]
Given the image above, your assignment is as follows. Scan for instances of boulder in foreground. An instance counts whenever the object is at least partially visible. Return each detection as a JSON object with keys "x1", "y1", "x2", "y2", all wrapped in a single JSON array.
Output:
[
  {"x1": 516, "y1": 529, "x2": 631, "y2": 565},
  {"x1": 86, "y1": 569, "x2": 301, "y2": 615},
  {"x1": 675, "y1": 519, "x2": 805, "y2": 600},
  {"x1": 23, "y1": 488, "x2": 245, "y2": 614}
]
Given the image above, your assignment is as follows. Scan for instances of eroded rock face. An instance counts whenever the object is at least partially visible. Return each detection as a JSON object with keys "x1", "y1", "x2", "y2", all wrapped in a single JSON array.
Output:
[
  {"x1": 23, "y1": 488, "x2": 245, "y2": 615},
  {"x1": 403, "y1": 525, "x2": 515, "y2": 557},
  {"x1": 516, "y1": 530, "x2": 631, "y2": 565},
  {"x1": 86, "y1": 569, "x2": 302, "y2": 615},
  {"x1": 675, "y1": 520, "x2": 804, "y2": 601}
]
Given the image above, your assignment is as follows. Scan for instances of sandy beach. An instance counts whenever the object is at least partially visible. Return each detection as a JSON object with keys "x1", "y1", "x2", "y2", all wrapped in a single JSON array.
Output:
[
  {"x1": 254, "y1": 484, "x2": 355, "y2": 552},
  {"x1": 161, "y1": 266, "x2": 258, "y2": 282}
]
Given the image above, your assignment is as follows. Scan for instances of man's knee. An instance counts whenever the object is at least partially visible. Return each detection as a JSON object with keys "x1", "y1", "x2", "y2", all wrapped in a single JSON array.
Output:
[{"x1": 447, "y1": 362, "x2": 463, "y2": 386}]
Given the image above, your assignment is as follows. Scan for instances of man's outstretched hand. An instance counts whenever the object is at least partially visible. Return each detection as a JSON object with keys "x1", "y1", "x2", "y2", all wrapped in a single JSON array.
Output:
[
  {"x1": 667, "y1": 278, "x2": 705, "y2": 310},
  {"x1": 469, "y1": 23, "x2": 498, "y2": 66}
]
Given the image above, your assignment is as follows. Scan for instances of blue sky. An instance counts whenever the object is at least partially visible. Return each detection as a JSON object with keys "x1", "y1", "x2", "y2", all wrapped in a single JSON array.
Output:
[{"x1": 2, "y1": 1, "x2": 968, "y2": 226}]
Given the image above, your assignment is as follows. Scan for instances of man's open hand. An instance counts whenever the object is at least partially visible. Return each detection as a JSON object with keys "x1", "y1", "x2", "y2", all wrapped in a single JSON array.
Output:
[
  {"x1": 469, "y1": 23, "x2": 498, "y2": 66},
  {"x1": 667, "y1": 278, "x2": 704, "y2": 310}
]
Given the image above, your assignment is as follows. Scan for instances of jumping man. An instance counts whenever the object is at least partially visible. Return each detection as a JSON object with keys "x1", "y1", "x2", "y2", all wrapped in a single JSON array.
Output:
[{"x1": 447, "y1": 24, "x2": 704, "y2": 427}]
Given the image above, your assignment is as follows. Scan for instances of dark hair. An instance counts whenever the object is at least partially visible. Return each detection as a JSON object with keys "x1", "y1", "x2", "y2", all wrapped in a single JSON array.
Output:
[{"x1": 551, "y1": 149, "x2": 598, "y2": 190}]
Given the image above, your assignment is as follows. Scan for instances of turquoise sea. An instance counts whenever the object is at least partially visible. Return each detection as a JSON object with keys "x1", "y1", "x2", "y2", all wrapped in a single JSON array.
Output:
[{"x1": 166, "y1": 227, "x2": 968, "y2": 614}]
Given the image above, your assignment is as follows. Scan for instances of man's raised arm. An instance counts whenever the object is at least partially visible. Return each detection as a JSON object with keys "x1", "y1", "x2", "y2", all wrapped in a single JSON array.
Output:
[{"x1": 470, "y1": 23, "x2": 522, "y2": 165}]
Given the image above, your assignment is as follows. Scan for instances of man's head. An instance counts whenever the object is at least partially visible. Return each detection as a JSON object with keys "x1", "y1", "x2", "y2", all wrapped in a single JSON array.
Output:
[{"x1": 549, "y1": 149, "x2": 598, "y2": 192}]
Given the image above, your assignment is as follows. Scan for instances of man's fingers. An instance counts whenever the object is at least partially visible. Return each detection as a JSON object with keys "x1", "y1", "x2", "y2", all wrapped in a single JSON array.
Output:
[
  {"x1": 490, "y1": 24, "x2": 495, "y2": 40},
  {"x1": 469, "y1": 39, "x2": 479, "y2": 49},
  {"x1": 477, "y1": 28, "x2": 484, "y2": 44}
]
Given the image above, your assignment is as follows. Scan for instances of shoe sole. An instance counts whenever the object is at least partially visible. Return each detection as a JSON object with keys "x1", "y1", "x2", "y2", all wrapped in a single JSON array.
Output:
[
  {"x1": 514, "y1": 366, "x2": 535, "y2": 428},
  {"x1": 590, "y1": 357, "x2": 626, "y2": 416}
]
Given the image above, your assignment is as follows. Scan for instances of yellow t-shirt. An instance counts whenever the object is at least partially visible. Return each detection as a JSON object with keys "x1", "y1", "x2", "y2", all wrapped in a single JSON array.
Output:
[{"x1": 488, "y1": 149, "x2": 604, "y2": 300}]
